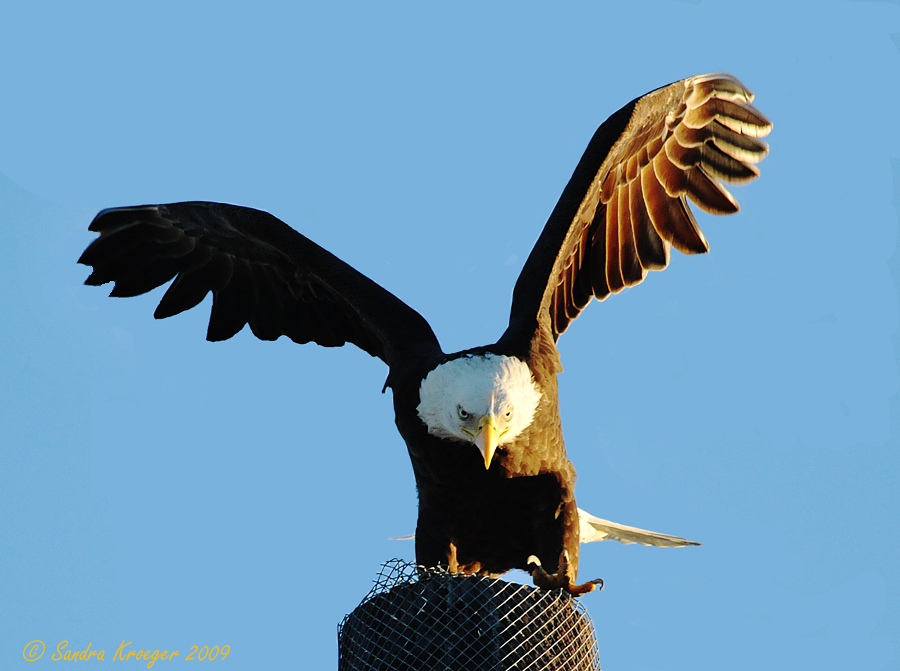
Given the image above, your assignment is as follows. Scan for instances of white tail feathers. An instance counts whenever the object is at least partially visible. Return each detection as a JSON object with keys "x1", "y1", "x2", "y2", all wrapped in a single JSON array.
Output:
[
  {"x1": 577, "y1": 508, "x2": 700, "y2": 547},
  {"x1": 391, "y1": 509, "x2": 700, "y2": 547}
]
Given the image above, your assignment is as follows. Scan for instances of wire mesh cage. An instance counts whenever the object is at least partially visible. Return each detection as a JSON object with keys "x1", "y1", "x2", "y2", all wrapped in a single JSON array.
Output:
[{"x1": 338, "y1": 559, "x2": 600, "y2": 671}]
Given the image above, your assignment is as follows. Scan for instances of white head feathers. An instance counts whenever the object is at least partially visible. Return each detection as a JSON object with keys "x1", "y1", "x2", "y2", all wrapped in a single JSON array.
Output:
[{"x1": 417, "y1": 353, "x2": 542, "y2": 449}]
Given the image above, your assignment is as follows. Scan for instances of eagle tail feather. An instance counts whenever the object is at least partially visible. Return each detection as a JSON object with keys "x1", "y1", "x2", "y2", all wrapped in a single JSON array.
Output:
[{"x1": 577, "y1": 508, "x2": 700, "y2": 548}]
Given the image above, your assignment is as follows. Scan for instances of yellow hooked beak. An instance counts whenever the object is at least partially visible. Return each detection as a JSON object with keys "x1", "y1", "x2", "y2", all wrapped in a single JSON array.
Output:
[{"x1": 474, "y1": 416, "x2": 502, "y2": 469}]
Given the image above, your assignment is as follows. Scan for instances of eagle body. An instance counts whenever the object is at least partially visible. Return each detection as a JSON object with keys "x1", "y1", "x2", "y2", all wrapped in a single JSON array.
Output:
[
  {"x1": 78, "y1": 74, "x2": 772, "y2": 591},
  {"x1": 392, "y1": 343, "x2": 578, "y2": 578}
]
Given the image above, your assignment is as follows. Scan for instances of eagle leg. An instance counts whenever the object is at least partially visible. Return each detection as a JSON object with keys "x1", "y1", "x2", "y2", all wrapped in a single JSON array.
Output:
[
  {"x1": 445, "y1": 542, "x2": 484, "y2": 575},
  {"x1": 527, "y1": 551, "x2": 604, "y2": 596},
  {"x1": 447, "y1": 542, "x2": 460, "y2": 573}
]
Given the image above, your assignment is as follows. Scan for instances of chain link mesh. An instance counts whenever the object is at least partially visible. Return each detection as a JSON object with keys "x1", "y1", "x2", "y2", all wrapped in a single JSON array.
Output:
[{"x1": 338, "y1": 559, "x2": 600, "y2": 671}]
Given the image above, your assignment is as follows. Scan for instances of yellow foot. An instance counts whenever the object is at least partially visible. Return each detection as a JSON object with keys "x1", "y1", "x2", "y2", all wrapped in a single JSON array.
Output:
[
  {"x1": 446, "y1": 542, "x2": 484, "y2": 575},
  {"x1": 527, "y1": 552, "x2": 603, "y2": 596}
]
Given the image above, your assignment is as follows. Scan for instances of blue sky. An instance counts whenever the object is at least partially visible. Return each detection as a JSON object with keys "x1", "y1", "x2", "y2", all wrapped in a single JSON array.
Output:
[{"x1": 2, "y1": 1, "x2": 898, "y2": 668}]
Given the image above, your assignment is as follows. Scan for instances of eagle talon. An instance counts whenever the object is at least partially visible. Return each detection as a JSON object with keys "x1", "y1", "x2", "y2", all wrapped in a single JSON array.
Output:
[{"x1": 527, "y1": 553, "x2": 603, "y2": 596}]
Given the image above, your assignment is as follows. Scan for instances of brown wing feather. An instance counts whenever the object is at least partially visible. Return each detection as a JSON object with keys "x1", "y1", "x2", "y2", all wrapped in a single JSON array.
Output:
[
  {"x1": 79, "y1": 202, "x2": 442, "y2": 367},
  {"x1": 503, "y1": 73, "x2": 771, "y2": 347}
]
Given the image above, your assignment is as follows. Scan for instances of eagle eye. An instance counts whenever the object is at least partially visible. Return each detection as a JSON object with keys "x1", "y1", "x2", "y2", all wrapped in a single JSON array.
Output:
[{"x1": 457, "y1": 406, "x2": 469, "y2": 420}]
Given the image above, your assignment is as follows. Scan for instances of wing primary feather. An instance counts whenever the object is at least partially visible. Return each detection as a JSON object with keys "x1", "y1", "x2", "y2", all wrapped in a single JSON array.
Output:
[
  {"x1": 108, "y1": 257, "x2": 182, "y2": 298},
  {"x1": 571, "y1": 228, "x2": 595, "y2": 312},
  {"x1": 616, "y1": 183, "x2": 645, "y2": 286},
  {"x1": 588, "y1": 215, "x2": 611, "y2": 301},
  {"x1": 698, "y1": 142, "x2": 761, "y2": 182},
  {"x1": 282, "y1": 300, "x2": 315, "y2": 345},
  {"x1": 564, "y1": 257, "x2": 581, "y2": 321},
  {"x1": 686, "y1": 73, "x2": 753, "y2": 105},
  {"x1": 247, "y1": 264, "x2": 286, "y2": 341},
  {"x1": 643, "y1": 166, "x2": 709, "y2": 255},
  {"x1": 153, "y1": 245, "x2": 217, "y2": 319},
  {"x1": 206, "y1": 257, "x2": 258, "y2": 341},
  {"x1": 684, "y1": 166, "x2": 739, "y2": 215},
  {"x1": 628, "y1": 176, "x2": 669, "y2": 270},
  {"x1": 674, "y1": 120, "x2": 770, "y2": 165},
  {"x1": 154, "y1": 271, "x2": 210, "y2": 320},
  {"x1": 83, "y1": 239, "x2": 159, "y2": 287},
  {"x1": 153, "y1": 251, "x2": 233, "y2": 320},
  {"x1": 604, "y1": 190, "x2": 626, "y2": 293},
  {"x1": 683, "y1": 98, "x2": 772, "y2": 138},
  {"x1": 78, "y1": 223, "x2": 172, "y2": 268},
  {"x1": 653, "y1": 143, "x2": 691, "y2": 196}
]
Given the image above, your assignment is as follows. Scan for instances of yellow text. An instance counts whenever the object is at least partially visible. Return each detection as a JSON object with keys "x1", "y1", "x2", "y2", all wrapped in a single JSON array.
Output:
[
  {"x1": 52, "y1": 640, "x2": 105, "y2": 661},
  {"x1": 113, "y1": 641, "x2": 179, "y2": 669}
]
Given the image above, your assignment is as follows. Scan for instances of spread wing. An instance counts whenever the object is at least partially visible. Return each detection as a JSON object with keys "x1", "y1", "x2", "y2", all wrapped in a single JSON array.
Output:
[
  {"x1": 502, "y1": 73, "x2": 772, "y2": 345},
  {"x1": 78, "y1": 202, "x2": 442, "y2": 368}
]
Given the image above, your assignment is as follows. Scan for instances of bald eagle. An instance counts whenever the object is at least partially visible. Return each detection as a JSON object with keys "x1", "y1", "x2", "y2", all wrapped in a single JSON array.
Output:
[{"x1": 79, "y1": 73, "x2": 771, "y2": 594}]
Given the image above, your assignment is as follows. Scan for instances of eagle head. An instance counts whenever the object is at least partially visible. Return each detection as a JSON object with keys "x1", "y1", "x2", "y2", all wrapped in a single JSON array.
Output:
[{"x1": 416, "y1": 353, "x2": 542, "y2": 468}]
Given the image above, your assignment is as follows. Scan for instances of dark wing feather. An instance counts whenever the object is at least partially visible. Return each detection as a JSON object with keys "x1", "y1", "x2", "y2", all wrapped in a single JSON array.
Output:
[
  {"x1": 501, "y1": 73, "x2": 771, "y2": 347},
  {"x1": 79, "y1": 202, "x2": 442, "y2": 367}
]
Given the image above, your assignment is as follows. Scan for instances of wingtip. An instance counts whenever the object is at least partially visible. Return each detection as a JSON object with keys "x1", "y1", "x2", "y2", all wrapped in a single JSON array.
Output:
[{"x1": 88, "y1": 204, "x2": 162, "y2": 233}]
